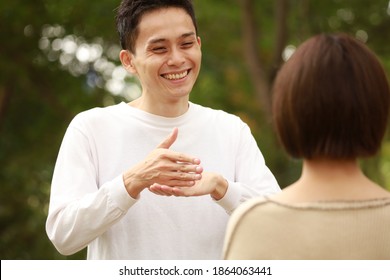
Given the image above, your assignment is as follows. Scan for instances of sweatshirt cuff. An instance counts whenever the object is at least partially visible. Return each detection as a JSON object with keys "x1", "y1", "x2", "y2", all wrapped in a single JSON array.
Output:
[
  {"x1": 105, "y1": 175, "x2": 138, "y2": 211},
  {"x1": 214, "y1": 180, "x2": 242, "y2": 214}
]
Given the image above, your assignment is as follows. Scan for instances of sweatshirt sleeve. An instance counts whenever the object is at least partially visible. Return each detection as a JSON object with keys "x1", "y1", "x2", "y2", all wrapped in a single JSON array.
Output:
[
  {"x1": 215, "y1": 123, "x2": 280, "y2": 214},
  {"x1": 45, "y1": 121, "x2": 137, "y2": 256}
]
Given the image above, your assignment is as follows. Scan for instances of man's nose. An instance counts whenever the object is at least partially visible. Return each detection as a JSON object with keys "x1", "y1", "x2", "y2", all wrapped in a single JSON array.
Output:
[{"x1": 167, "y1": 48, "x2": 185, "y2": 66}]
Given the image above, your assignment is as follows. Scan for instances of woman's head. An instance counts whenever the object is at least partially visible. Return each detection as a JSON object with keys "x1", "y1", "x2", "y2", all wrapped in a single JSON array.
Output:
[{"x1": 272, "y1": 33, "x2": 390, "y2": 160}]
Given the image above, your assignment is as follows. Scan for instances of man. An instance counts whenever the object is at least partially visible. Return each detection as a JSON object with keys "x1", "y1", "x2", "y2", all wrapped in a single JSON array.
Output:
[{"x1": 46, "y1": 0, "x2": 280, "y2": 259}]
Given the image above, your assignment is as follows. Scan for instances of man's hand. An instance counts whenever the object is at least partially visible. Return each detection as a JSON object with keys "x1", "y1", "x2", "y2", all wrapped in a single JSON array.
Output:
[
  {"x1": 148, "y1": 172, "x2": 228, "y2": 200},
  {"x1": 123, "y1": 128, "x2": 203, "y2": 199}
]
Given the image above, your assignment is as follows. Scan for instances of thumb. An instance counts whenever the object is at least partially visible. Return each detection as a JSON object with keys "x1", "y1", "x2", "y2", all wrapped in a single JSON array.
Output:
[{"x1": 157, "y1": 127, "x2": 178, "y2": 149}]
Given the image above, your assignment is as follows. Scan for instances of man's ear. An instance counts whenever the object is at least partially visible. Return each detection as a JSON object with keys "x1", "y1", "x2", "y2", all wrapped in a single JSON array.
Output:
[{"x1": 119, "y1": 50, "x2": 137, "y2": 74}]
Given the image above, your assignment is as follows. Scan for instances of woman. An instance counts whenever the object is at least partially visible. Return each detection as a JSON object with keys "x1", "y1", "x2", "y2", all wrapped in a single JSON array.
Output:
[{"x1": 223, "y1": 33, "x2": 390, "y2": 259}]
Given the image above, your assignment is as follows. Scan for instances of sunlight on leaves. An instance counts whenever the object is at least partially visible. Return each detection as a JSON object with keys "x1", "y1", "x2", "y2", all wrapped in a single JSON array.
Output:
[{"x1": 37, "y1": 24, "x2": 141, "y2": 101}]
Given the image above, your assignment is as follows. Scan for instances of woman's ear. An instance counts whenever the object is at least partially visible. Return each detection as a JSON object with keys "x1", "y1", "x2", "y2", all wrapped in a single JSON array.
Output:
[{"x1": 119, "y1": 50, "x2": 137, "y2": 74}]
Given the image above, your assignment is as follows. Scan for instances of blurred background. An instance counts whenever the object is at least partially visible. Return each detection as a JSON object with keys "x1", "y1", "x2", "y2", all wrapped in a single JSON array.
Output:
[{"x1": 1, "y1": 0, "x2": 390, "y2": 259}]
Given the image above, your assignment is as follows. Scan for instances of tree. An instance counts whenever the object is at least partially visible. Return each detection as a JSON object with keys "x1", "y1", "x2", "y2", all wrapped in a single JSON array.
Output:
[
  {"x1": 1, "y1": 0, "x2": 390, "y2": 259},
  {"x1": 234, "y1": 0, "x2": 390, "y2": 187}
]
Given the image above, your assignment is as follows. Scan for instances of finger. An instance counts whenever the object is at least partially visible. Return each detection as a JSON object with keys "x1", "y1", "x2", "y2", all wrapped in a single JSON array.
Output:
[
  {"x1": 157, "y1": 127, "x2": 178, "y2": 149},
  {"x1": 164, "y1": 171, "x2": 202, "y2": 184},
  {"x1": 149, "y1": 184, "x2": 172, "y2": 196},
  {"x1": 175, "y1": 164, "x2": 203, "y2": 174},
  {"x1": 161, "y1": 162, "x2": 202, "y2": 175},
  {"x1": 162, "y1": 151, "x2": 201, "y2": 166},
  {"x1": 170, "y1": 186, "x2": 194, "y2": 197},
  {"x1": 150, "y1": 184, "x2": 196, "y2": 197},
  {"x1": 156, "y1": 129, "x2": 201, "y2": 165},
  {"x1": 155, "y1": 184, "x2": 184, "y2": 197}
]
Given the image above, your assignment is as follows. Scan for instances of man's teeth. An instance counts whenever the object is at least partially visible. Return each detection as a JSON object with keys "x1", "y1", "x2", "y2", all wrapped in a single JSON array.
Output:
[{"x1": 163, "y1": 71, "x2": 188, "y2": 80}]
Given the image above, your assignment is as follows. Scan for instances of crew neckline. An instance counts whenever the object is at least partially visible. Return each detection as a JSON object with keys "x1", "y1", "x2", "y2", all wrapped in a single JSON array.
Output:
[
  {"x1": 263, "y1": 196, "x2": 390, "y2": 210},
  {"x1": 117, "y1": 101, "x2": 196, "y2": 128}
]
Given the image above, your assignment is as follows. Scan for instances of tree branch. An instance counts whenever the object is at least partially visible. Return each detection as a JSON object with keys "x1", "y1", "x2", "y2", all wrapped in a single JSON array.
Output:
[
  {"x1": 0, "y1": 84, "x2": 12, "y2": 133},
  {"x1": 271, "y1": 0, "x2": 289, "y2": 82},
  {"x1": 239, "y1": 0, "x2": 271, "y2": 118}
]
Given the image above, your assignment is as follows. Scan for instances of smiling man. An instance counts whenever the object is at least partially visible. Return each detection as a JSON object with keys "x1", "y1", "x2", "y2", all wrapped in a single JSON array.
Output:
[{"x1": 45, "y1": 0, "x2": 280, "y2": 260}]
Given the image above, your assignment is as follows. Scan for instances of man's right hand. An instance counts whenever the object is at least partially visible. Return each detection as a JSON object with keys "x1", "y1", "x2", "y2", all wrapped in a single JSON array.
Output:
[{"x1": 122, "y1": 127, "x2": 203, "y2": 199}]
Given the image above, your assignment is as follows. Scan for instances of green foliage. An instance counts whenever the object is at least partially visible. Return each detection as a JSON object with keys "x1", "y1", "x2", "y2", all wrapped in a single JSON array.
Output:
[{"x1": 1, "y1": 0, "x2": 390, "y2": 259}]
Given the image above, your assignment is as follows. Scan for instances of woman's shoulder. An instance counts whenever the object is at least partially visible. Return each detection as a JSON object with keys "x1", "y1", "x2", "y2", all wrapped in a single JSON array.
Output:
[{"x1": 228, "y1": 196, "x2": 277, "y2": 228}]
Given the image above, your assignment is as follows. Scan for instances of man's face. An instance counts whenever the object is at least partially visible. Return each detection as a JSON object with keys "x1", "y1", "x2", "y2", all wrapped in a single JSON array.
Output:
[{"x1": 129, "y1": 7, "x2": 201, "y2": 103}]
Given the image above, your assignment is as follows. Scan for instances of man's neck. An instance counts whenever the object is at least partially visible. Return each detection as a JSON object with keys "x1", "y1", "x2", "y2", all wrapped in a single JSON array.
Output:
[{"x1": 128, "y1": 96, "x2": 189, "y2": 117}]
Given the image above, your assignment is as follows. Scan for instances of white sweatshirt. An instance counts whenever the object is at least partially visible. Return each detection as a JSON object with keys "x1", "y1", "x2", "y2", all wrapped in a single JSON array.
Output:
[{"x1": 46, "y1": 102, "x2": 280, "y2": 259}]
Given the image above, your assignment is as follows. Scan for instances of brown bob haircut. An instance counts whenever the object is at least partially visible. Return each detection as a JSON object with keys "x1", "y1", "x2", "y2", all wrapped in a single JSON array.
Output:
[{"x1": 272, "y1": 33, "x2": 390, "y2": 160}]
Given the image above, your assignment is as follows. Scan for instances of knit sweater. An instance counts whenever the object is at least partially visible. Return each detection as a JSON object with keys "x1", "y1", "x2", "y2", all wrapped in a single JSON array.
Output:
[
  {"x1": 223, "y1": 196, "x2": 390, "y2": 259},
  {"x1": 46, "y1": 102, "x2": 280, "y2": 259}
]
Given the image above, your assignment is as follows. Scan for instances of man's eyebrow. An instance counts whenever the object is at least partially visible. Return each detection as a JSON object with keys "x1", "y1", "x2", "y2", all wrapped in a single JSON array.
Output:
[
  {"x1": 181, "y1": 32, "x2": 196, "y2": 38},
  {"x1": 147, "y1": 32, "x2": 196, "y2": 45},
  {"x1": 148, "y1": 38, "x2": 166, "y2": 45}
]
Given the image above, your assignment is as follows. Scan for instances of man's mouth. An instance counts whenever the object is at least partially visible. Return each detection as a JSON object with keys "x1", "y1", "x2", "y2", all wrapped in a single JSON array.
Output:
[{"x1": 162, "y1": 70, "x2": 189, "y2": 80}]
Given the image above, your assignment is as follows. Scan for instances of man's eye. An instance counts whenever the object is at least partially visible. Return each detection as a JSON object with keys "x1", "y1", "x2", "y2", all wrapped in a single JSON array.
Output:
[
  {"x1": 153, "y1": 47, "x2": 166, "y2": 53},
  {"x1": 182, "y1": 42, "x2": 194, "y2": 48}
]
